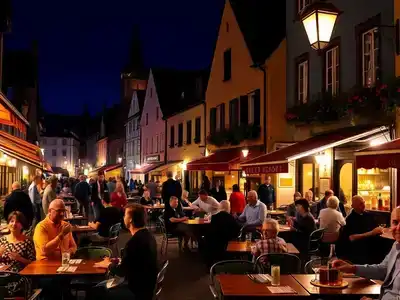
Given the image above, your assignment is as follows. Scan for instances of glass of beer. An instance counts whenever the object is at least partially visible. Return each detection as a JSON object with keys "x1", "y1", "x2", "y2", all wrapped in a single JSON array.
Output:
[
  {"x1": 319, "y1": 266, "x2": 329, "y2": 285},
  {"x1": 62, "y1": 252, "x2": 70, "y2": 266},
  {"x1": 328, "y1": 268, "x2": 343, "y2": 286},
  {"x1": 271, "y1": 265, "x2": 280, "y2": 286}
]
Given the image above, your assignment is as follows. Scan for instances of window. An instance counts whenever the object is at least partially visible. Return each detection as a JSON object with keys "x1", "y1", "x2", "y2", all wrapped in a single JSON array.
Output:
[
  {"x1": 195, "y1": 117, "x2": 201, "y2": 143},
  {"x1": 223, "y1": 49, "x2": 232, "y2": 81},
  {"x1": 298, "y1": 0, "x2": 311, "y2": 12},
  {"x1": 216, "y1": 104, "x2": 225, "y2": 131},
  {"x1": 362, "y1": 28, "x2": 380, "y2": 87},
  {"x1": 298, "y1": 60, "x2": 309, "y2": 104},
  {"x1": 52, "y1": 149, "x2": 57, "y2": 156},
  {"x1": 62, "y1": 139, "x2": 67, "y2": 146},
  {"x1": 151, "y1": 137, "x2": 154, "y2": 153},
  {"x1": 62, "y1": 149, "x2": 67, "y2": 157},
  {"x1": 170, "y1": 126, "x2": 175, "y2": 148},
  {"x1": 137, "y1": 140, "x2": 141, "y2": 155},
  {"x1": 160, "y1": 133, "x2": 164, "y2": 152},
  {"x1": 249, "y1": 90, "x2": 261, "y2": 125},
  {"x1": 178, "y1": 123, "x2": 183, "y2": 147},
  {"x1": 226, "y1": 22, "x2": 229, "y2": 33},
  {"x1": 146, "y1": 113, "x2": 149, "y2": 125},
  {"x1": 186, "y1": 120, "x2": 192, "y2": 145},
  {"x1": 156, "y1": 135, "x2": 159, "y2": 152},
  {"x1": 210, "y1": 108, "x2": 217, "y2": 135},
  {"x1": 229, "y1": 98, "x2": 239, "y2": 128},
  {"x1": 156, "y1": 107, "x2": 159, "y2": 120},
  {"x1": 145, "y1": 138, "x2": 148, "y2": 155},
  {"x1": 42, "y1": 138, "x2": 47, "y2": 145},
  {"x1": 326, "y1": 46, "x2": 340, "y2": 95}
]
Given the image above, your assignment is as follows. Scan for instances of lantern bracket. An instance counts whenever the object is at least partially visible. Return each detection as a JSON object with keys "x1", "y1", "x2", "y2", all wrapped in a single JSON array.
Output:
[{"x1": 373, "y1": 19, "x2": 400, "y2": 55}]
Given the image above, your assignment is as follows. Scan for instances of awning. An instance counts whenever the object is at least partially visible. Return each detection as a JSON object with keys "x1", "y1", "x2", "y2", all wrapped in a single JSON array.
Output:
[
  {"x1": 355, "y1": 138, "x2": 400, "y2": 169},
  {"x1": 241, "y1": 125, "x2": 387, "y2": 175},
  {"x1": 43, "y1": 162, "x2": 53, "y2": 173},
  {"x1": 104, "y1": 163, "x2": 122, "y2": 172},
  {"x1": 149, "y1": 161, "x2": 183, "y2": 174},
  {"x1": 52, "y1": 167, "x2": 69, "y2": 177},
  {"x1": 0, "y1": 131, "x2": 42, "y2": 168},
  {"x1": 130, "y1": 163, "x2": 163, "y2": 174},
  {"x1": 187, "y1": 147, "x2": 264, "y2": 171}
]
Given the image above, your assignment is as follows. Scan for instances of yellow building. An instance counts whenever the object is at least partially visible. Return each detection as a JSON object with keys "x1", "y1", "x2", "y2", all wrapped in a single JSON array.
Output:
[{"x1": 187, "y1": 0, "x2": 287, "y2": 195}]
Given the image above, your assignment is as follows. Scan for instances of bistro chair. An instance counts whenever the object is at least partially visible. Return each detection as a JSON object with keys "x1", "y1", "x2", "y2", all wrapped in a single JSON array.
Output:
[
  {"x1": 209, "y1": 260, "x2": 255, "y2": 300},
  {"x1": 304, "y1": 257, "x2": 329, "y2": 274},
  {"x1": 158, "y1": 216, "x2": 182, "y2": 256},
  {"x1": 152, "y1": 260, "x2": 169, "y2": 300},
  {"x1": 255, "y1": 253, "x2": 301, "y2": 274},
  {"x1": 0, "y1": 271, "x2": 36, "y2": 300},
  {"x1": 308, "y1": 228, "x2": 326, "y2": 256},
  {"x1": 90, "y1": 223, "x2": 122, "y2": 256}
]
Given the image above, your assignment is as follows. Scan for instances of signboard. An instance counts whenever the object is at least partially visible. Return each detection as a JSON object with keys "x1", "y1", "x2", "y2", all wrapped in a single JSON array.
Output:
[
  {"x1": 243, "y1": 163, "x2": 288, "y2": 175},
  {"x1": 146, "y1": 155, "x2": 160, "y2": 163}
]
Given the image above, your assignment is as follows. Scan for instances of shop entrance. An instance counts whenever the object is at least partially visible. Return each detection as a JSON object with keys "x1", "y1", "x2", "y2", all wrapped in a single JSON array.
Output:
[{"x1": 334, "y1": 160, "x2": 354, "y2": 205}]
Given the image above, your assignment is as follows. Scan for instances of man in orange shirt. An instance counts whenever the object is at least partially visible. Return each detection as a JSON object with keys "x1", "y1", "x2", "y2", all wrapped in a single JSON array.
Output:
[{"x1": 33, "y1": 198, "x2": 77, "y2": 260}]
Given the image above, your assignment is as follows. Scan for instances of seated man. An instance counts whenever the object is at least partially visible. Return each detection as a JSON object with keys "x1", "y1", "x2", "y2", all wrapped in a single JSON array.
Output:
[
  {"x1": 319, "y1": 196, "x2": 346, "y2": 242},
  {"x1": 81, "y1": 193, "x2": 121, "y2": 245},
  {"x1": 190, "y1": 189, "x2": 220, "y2": 216},
  {"x1": 334, "y1": 206, "x2": 400, "y2": 300},
  {"x1": 163, "y1": 196, "x2": 193, "y2": 251},
  {"x1": 238, "y1": 190, "x2": 266, "y2": 232},
  {"x1": 342, "y1": 195, "x2": 384, "y2": 264},
  {"x1": 33, "y1": 199, "x2": 77, "y2": 260}
]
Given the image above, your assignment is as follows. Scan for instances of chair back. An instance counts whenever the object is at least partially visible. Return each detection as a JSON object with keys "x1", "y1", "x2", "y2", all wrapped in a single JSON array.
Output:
[
  {"x1": 309, "y1": 228, "x2": 325, "y2": 253},
  {"x1": 107, "y1": 223, "x2": 122, "y2": 246},
  {"x1": 158, "y1": 216, "x2": 167, "y2": 235},
  {"x1": 0, "y1": 271, "x2": 30, "y2": 299},
  {"x1": 209, "y1": 260, "x2": 255, "y2": 285},
  {"x1": 74, "y1": 246, "x2": 112, "y2": 260},
  {"x1": 153, "y1": 260, "x2": 169, "y2": 300},
  {"x1": 255, "y1": 253, "x2": 301, "y2": 274}
]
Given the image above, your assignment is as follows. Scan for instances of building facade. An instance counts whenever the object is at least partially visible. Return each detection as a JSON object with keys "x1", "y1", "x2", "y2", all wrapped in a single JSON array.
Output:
[{"x1": 190, "y1": 0, "x2": 287, "y2": 196}]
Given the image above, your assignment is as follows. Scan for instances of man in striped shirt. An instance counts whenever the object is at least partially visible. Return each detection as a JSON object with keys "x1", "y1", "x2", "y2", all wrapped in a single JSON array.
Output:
[{"x1": 252, "y1": 218, "x2": 287, "y2": 261}]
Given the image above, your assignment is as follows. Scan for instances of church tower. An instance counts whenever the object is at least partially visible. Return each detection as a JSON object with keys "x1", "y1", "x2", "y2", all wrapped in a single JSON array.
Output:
[{"x1": 121, "y1": 25, "x2": 148, "y2": 103}]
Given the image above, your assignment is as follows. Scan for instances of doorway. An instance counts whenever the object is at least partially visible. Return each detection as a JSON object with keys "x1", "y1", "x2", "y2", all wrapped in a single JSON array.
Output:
[{"x1": 334, "y1": 160, "x2": 354, "y2": 205}]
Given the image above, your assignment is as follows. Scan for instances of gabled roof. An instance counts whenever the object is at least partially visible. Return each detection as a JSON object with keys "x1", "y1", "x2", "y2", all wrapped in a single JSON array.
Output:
[
  {"x1": 151, "y1": 68, "x2": 209, "y2": 118},
  {"x1": 229, "y1": 0, "x2": 285, "y2": 64},
  {"x1": 137, "y1": 90, "x2": 146, "y2": 113}
]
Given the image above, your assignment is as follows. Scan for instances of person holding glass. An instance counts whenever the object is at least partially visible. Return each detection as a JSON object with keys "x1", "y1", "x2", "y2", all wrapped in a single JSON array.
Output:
[{"x1": 333, "y1": 206, "x2": 400, "y2": 300}]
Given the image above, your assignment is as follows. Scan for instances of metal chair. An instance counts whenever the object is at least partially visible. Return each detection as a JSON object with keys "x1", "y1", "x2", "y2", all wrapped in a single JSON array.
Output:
[
  {"x1": 308, "y1": 228, "x2": 325, "y2": 256},
  {"x1": 0, "y1": 271, "x2": 32, "y2": 300},
  {"x1": 90, "y1": 223, "x2": 122, "y2": 256},
  {"x1": 152, "y1": 260, "x2": 169, "y2": 300},
  {"x1": 255, "y1": 253, "x2": 301, "y2": 274},
  {"x1": 209, "y1": 260, "x2": 255, "y2": 300},
  {"x1": 158, "y1": 216, "x2": 182, "y2": 256},
  {"x1": 304, "y1": 257, "x2": 329, "y2": 274}
]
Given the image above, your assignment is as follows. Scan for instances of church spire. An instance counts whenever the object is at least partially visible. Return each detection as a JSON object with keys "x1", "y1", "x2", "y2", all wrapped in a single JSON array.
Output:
[{"x1": 122, "y1": 24, "x2": 146, "y2": 78}]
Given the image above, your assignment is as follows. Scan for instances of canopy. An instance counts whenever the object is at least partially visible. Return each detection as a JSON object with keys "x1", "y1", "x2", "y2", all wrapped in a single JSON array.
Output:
[{"x1": 355, "y1": 138, "x2": 400, "y2": 169}]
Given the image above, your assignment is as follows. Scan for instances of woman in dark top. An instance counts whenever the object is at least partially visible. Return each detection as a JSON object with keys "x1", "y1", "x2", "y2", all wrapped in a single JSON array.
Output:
[
  {"x1": 204, "y1": 200, "x2": 240, "y2": 267},
  {"x1": 210, "y1": 180, "x2": 227, "y2": 202},
  {"x1": 290, "y1": 199, "x2": 317, "y2": 253},
  {"x1": 91, "y1": 204, "x2": 158, "y2": 300},
  {"x1": 140, "y1": 190, "x2": 154, "y2": 206}
]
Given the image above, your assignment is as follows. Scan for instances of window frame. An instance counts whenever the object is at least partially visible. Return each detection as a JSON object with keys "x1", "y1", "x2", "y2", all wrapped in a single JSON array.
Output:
[
  {"x1": 361, "y1": 27, "x2": 380, "y2": 87},
  {"x1": 295, "y1": 53, "x2": 310, "y2": 105},
  {"x1": 322, "y1": 37, "x2": 341, "y2": 96},
  {"x1": 186, "y1": 120, "x2": 192, "y2": 145},
  {"x1": 223, "y1": 49, "x2": 232, "y2": 81}
]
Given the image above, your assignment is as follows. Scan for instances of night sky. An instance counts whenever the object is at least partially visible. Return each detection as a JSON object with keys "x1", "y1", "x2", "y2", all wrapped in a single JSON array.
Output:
[{"x1": 5, "y1": 0, "x2": 224, "y2": 115}]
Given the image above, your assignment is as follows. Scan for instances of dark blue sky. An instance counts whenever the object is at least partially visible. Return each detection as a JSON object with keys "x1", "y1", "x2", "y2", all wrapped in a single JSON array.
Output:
[{"x1": 6, "y1": 0, "x2": 223, "y2": 115}]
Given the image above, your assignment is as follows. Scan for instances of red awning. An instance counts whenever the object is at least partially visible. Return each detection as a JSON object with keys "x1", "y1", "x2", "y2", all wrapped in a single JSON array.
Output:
[
  {"x1": 186, "y1": 147, "x2": 264, "y2": 171},
  {"x1": 104, "y1": 163, "x2": 122, "y2": 172},
  {"x1": 130, "y1": 163, "x2": 163, "y2": 174},
  {"x1": 241, "y1": 125, "x2": 387, "y2": 175},
  {"x1": 0, "y1": 131, "x2": 42, "y2": 168},
  {"x1": 355, "y1": 138, "x2": 400, "y2": 169}
]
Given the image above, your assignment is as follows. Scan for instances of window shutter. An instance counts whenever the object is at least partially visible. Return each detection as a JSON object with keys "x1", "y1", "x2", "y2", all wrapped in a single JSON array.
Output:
[
  {"x1": 253, "y1": 89, "x2": 261, "y2": 126},
  {"x1": 210, "y1": 108, "x2": 217, "y2": 134},
  {"x1": 240, "y1": 95, "x2": 248, "y2": 125},
  {"x1": 220, "y1": 103, "x2": 225, "y2": 130}
]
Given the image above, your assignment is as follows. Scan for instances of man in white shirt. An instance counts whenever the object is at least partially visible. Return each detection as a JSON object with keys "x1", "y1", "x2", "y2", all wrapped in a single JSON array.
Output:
[{"x1": 190, "y1": 190, "x2": 220, "y2": 215}]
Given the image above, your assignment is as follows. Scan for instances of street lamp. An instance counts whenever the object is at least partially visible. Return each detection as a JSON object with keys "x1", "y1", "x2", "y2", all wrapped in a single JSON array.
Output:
[
  {"x1": 299, "y1": 1, "x2": 341, "y2": 51},
  {"x1": 241, "y1": 149, "x2": 249, "y2": 158}
]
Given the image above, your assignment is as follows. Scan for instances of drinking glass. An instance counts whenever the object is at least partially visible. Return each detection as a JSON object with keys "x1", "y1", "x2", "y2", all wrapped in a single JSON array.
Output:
[
  {"x1": 271, "y1": 265, "x2": 280, "y2": 286},
  {"x1": 62, "y1": 252, "x2": 70, "y2": 266},
  {"x1": 310, "y1": 258, "x2": 328, "y2": 282},
  {"x1": 245, "y1": 233, "x2": 252, "y2": 247}
]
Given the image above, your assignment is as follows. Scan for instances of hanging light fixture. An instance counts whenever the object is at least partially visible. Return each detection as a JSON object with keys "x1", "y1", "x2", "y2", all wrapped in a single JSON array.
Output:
[
  {"x1": 299, "y1": 1, "x2": 341, "y2": 51},
  {"x1": 242, "y1": 149, "x2": 249, "y2": 158}
]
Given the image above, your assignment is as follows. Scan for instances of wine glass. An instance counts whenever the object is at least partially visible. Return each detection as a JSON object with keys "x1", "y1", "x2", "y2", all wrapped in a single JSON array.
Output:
[{"x1": 309, "y1": 258, "x2": 328, "y2": 282}]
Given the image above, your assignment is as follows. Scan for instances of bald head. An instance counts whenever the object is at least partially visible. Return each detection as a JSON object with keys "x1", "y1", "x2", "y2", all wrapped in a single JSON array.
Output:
[
  {"x1": 247, "y1": 190, "x2": 258, "y2": 205},
  {"x1": 11, "y1": 182, "x2": 21, "y2": 190},
  {"x1": 352, "y1": 195, "x2": 365, "y2": 214},
  {"x1": 48, "y1": 198, "x2": 66, "y2": 224},
  {"x1": 49, "y1": 198, "x2": 65, "y2": 210},
  {"x1": 391, "y1": 206, "x2": 400, "y2": 222}
]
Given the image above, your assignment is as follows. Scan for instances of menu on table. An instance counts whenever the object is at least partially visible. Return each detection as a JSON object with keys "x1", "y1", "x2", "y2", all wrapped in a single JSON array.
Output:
[{"x1": 267, "y1": 286, "x2": 297, "y2": 294}]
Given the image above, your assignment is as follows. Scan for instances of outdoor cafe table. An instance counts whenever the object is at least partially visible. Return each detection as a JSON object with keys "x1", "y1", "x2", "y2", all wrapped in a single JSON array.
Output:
[
  {"x1": 292, "y1": 274, "x2": 381, "y2": 297},
  {"x1": 227, "y1": 241, "x2": 300, "y2": 255},
  {"x1": 183, "y1": 218, "x2": 211, "y2": 225},
  {"x1": 72, "y1": 225, "x2": 97, "y2": 234},
  {"x1": 20, "y1": 260, "x2": 107, "y2": 277},
  {"x1": 216, "y1": 274, "x2": 310, "y2": 299}
]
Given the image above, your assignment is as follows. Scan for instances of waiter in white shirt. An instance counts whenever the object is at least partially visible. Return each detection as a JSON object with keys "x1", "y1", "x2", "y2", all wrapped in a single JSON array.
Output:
[{"x1": 190, "y1": 190, "x2": 220, "y2": 215}]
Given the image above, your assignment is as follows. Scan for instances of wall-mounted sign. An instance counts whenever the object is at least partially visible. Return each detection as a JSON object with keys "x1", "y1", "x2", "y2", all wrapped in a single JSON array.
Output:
[
  {"x1": 146, "y1": 155, "x2": 160, "y2": 163},
  {"x1": 243, "y1": 163, "x2": 288, "y2": 175}
]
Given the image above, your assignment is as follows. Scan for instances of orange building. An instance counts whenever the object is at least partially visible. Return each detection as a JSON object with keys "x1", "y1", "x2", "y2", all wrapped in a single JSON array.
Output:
[{"x1": 187, "y1": 0, "x2": 287, "y2": 195}]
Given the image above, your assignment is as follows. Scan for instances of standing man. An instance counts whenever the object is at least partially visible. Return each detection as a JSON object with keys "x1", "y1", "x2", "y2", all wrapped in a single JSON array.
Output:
[
  {"x1": 162, "y1": 171, "x2": 183, "y2": 210},
  {"x1": 28, "y1": 175, "x2": 43, "y2": 224},
  {"x1": 90, "y1": 171, "x2": 108, "y2": 220},
  {"x1": 257, "y1": 176, "x2": 275, "y2": 210},
  {"x1": 42, "y1": 176, "x2": 58, "y2": 215},
  {"x1": 74, "y1": 175, "x2": 91, "y2": 217},
  {"x1": 4, "y1": 181, "x2": 34, "y2": 228}
]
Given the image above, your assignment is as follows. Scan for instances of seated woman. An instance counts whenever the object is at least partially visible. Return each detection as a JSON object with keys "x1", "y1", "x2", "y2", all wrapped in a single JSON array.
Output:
[
  {"x1": 111, "y1": 182, "x2": 128, "y2": 211},
  {"x1": 0, "y1": 211, "x2": 35, "y2": 296},
  {"x1": 286, "y1": 192, "x2": 302, "y2": 218},
  {"x1": 181, "y1": 190, "x2": 191, "y2": 207},
  {"x1": 319, "y1": 196, "x2": 346, "y2": 242},
  {"x1": 140, "y1": 190, "x2": 154, "y2": 206},
  {"x1": 252, "y1": 218, "x2": 287, "y2": 262}
]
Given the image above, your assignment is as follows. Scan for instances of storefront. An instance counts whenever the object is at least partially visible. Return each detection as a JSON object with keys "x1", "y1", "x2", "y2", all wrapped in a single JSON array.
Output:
[
  {"x1": 241, "y1": 125, "x2": 389, "y2": 208},
  {"x1": 186, "y1": 146, "x2": 264, "y2": 197},
  {"x1": 148, "y1": 161, "x2": 183, "y2": 184},
  {"x1": 88, "y1": 163, "x2": 123, "y2": 180},
  {"x1": 130, "y1": 163, "x2": 163, "y2": 183}
]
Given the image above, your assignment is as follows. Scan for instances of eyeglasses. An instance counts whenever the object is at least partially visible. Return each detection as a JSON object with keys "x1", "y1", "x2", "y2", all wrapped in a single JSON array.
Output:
[{"x1": 51, "y1": 209, "x2": 66, "y2": 213}]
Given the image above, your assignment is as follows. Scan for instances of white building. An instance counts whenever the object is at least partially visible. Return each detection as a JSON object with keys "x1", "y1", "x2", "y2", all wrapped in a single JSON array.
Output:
[
  {"x1": 125, "y1": 90, "x2": 146, "y2": 179},
  {"x1": 40, "y1": 130, "x2": 80, "y2": 177}
]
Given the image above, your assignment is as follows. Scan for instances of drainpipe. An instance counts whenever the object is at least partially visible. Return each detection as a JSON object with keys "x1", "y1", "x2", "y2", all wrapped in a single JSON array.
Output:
[{"x1": 251, "y1": 63, "x2": 268, "y2": 153}]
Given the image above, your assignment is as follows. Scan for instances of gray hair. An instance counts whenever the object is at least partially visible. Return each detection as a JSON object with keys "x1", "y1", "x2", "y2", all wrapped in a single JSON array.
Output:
[
  {"x1": 264, "y1": 218, "x2": 280, "y2": 232},
  {"x1": 169, "y1": 196, "x2": 178, "y2": 203},
  {"x1": 12, "y1": 181, "x2": 21, "y2": 190},
  {"x1": 248, "y1": 190, "x2": 258, "y2": 199},
  {"x1": 327, "y1": 196, "x2": 339, "y2": 209},
  {"x1": 219, "y1": 200, "x2": 231, "y2": 213}
]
